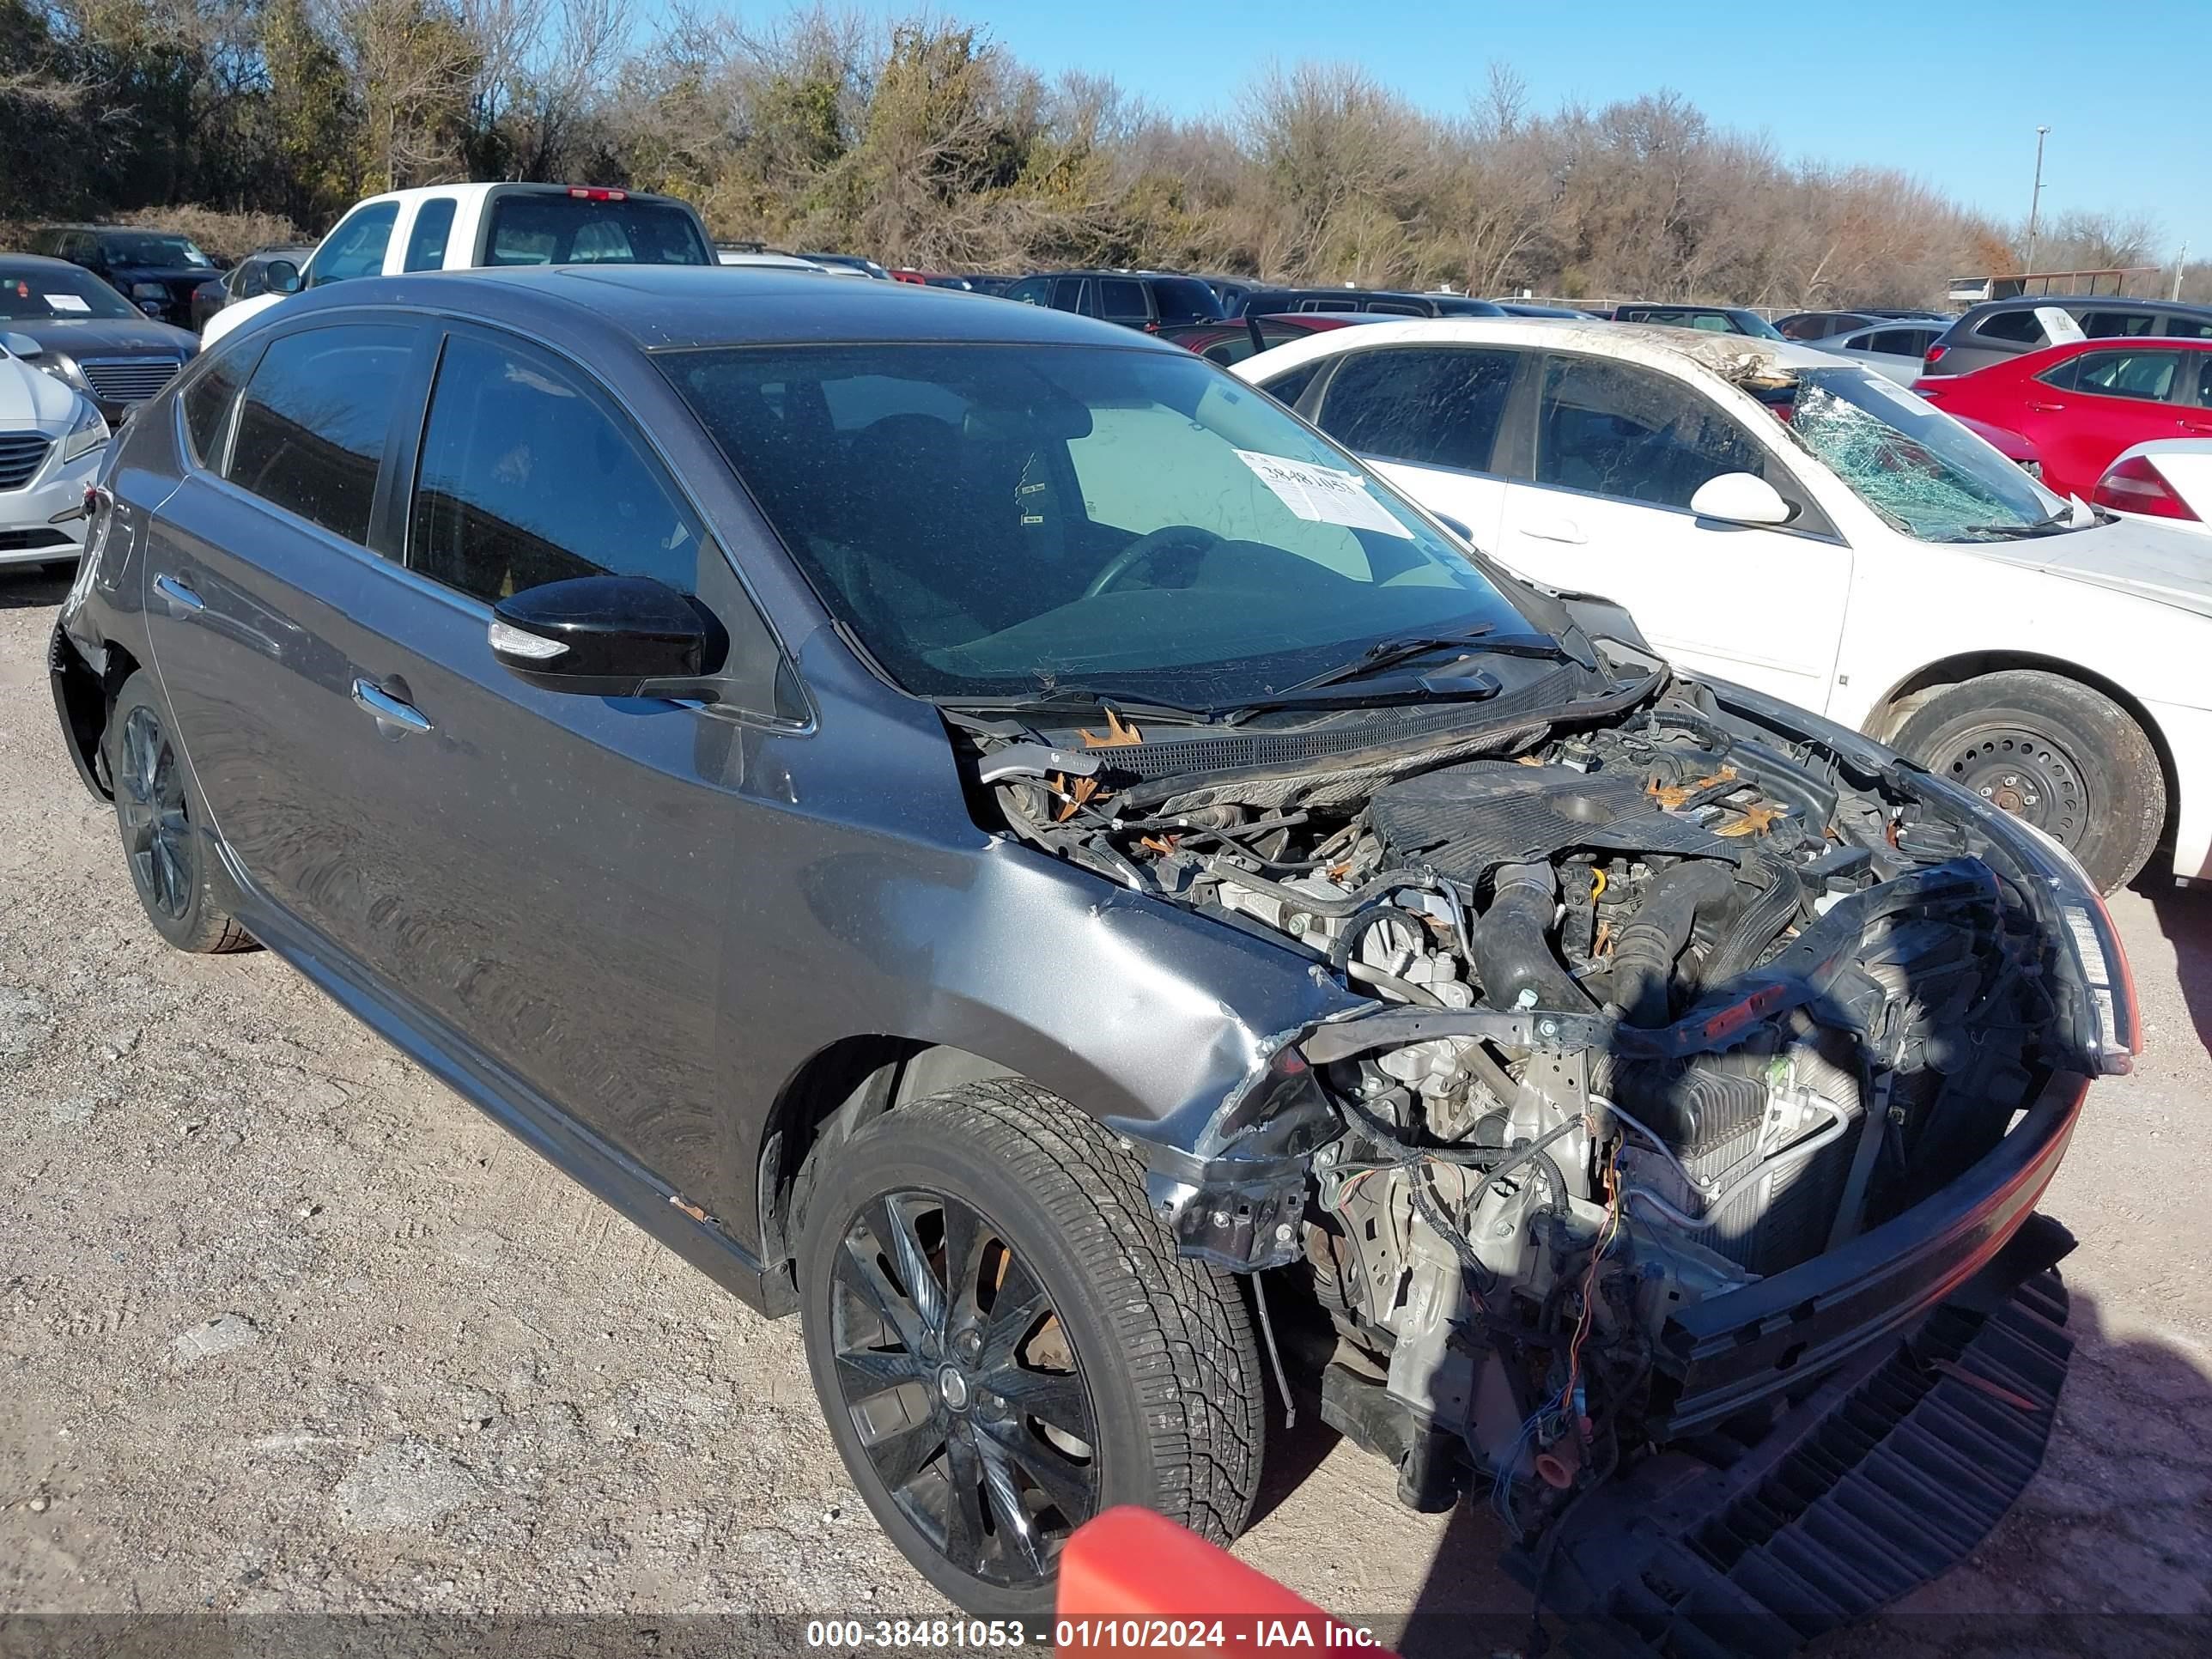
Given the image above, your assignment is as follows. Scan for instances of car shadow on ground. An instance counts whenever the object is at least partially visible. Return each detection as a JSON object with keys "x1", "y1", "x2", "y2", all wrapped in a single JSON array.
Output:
[
  {"x1": 2139, "y1": 871, "x2": 2212, "y2": 1058},
  {"x1": 0, "y1": 566, "x2": 72, "y2": 611},
  {"x1": 1364, "y1": 1285, "x2": 2212, "y2": 1658}
]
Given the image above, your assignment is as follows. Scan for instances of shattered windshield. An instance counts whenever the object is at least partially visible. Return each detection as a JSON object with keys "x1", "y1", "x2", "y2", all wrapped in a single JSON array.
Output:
[
  {"x1": 1784, "y1": 368, "x2": 2069, "y2": 542},
  {"x1": 665, "y1": 343, "x2": 1539, "y2": 704}
]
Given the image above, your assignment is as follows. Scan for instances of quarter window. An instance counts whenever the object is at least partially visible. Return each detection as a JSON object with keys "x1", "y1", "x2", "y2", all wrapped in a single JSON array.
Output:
[
  {"x1": 1315, "y1": 347, "x2": 1520, "y2": 473},
  {"x1": 1533, "y1": 356, "x2": 1769, "y2": 510},
  {"x1": 307, "y1": 202, "x2": 399, "y2": 286},
  {"x1": 403, "y1": 198, "x2": 458, "y2": 272},
  {"x1": 228, "y1": 324, "x2": 416, "y2": 543},
  {"x1": 408, "y1": 331, "x2": 701, "y2": 603}
]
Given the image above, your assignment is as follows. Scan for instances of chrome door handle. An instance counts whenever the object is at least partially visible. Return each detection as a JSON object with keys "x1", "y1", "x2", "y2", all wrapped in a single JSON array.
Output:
[
  {"x1": 153, "y1": 574, "x2": 204, "y2": 616},
  {"x1": 350, "y1": 678, "x2": 433, "y2": 735}
]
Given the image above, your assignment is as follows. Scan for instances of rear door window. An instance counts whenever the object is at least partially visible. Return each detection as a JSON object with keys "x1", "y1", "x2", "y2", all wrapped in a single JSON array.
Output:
[
  {"x1": 307, "y1": 203, "x2": 400, "y2": 287},
  {"x1": 2081, "y1": 310, "x2": 2157, "y2": 338},
  {"x1": 407, "y1": 331, "x2": 702, "y2": 601},
  {"x1": 1048, "y1": 277, "x2": 1085, "y2": 313},
  {"x1": 227, "y1": 323, "x2": 416, "y2": 543},
  {"x1": 1314, "y1": 347, "x2": 1522, "y2": 474},
  {"x1": 1095, "y1": 278, "x2": 1148, "y2": 325},
  {"x1": 403, "y1": 198, "x2": 458, "y2": 271},
  {"x1": 2161, "y1": 315, "x2": 2212, "y2": 339}
]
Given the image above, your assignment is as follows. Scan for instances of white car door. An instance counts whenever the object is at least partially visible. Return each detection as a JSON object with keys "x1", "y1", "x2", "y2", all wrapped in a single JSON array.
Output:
[
  {"x1": 1282, "y1": 343, "x2": 1524, "y2": 554},
  {"x1": 1496, "y1": 351, "x2": 1854, "y2": 709}
]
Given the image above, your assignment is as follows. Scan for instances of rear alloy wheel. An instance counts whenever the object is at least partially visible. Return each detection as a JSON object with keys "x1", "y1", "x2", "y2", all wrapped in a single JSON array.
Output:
[
  {"x1": 1890, "y1": 669, "x2": 2164, "y2": 894},
  {"x1": 796, "y1": 1079, "x2": 1262, "y2": 1620},
  {"x1": 104, "y1": 672, "x2": 255, "y2": 953}
]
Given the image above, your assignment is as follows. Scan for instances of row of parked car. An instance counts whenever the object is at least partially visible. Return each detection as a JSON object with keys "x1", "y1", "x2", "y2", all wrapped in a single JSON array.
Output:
[{"x1": 9, "y1": 179, "x2": 2212, "y2": 884}]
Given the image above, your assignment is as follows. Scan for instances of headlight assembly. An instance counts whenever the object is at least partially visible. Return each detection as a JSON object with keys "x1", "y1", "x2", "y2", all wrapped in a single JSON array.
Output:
[
  {"x1": 130, "y1": 282, "x2": 167, "y2": 301},
  {"x1": 61, "y1": 399, "x2": 108, "y2": 463}
]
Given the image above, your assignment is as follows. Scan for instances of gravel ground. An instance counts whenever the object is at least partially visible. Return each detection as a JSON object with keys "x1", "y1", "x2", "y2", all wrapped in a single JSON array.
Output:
[{"x1": 3, "y1": 565, "x2": 2209, "y2": 1656}]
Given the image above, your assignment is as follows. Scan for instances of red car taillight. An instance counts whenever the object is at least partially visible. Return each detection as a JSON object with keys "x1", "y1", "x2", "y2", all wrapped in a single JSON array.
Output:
[
  {"x1": 1923, "y1": 343, "x2": 1948, "y2": 367},
  {"x1": 2094, "y1": 454, "x2": 2199, "y2": 520}
]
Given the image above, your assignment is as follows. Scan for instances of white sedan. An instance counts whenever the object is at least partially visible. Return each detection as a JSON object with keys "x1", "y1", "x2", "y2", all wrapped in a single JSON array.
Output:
[
  {"x1": 1236, "y1": 318, "x2": 2212, "y2": 891},
  {"x1": 0, "y1": 332, "x2": 108, "y2": 569},
  {"x1": 2096, "y1": 439, "x2": 2212, "y2": 533}
]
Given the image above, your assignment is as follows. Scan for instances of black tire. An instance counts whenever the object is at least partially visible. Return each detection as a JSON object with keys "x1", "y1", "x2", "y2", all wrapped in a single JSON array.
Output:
[
  {"x1": 1890, "y1": 670, "x2": 2163, "y2": 894},
  {"x1": 103, "y1": 671, "x2": 255, "y2": 954},
  {"x1": 795, "y1": 1079, "x2": 1263, "y2": 1621}
]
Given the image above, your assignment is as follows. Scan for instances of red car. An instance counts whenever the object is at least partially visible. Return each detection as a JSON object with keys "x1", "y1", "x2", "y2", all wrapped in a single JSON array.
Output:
[{"x1": 1913, "y1": 337, "x2": 2212, "y2": 500}]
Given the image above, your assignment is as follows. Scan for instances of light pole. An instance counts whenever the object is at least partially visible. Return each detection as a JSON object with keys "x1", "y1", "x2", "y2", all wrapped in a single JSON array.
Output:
[{"x1": 2024, "y1": 125, "x2": 2051, "y2": 279}]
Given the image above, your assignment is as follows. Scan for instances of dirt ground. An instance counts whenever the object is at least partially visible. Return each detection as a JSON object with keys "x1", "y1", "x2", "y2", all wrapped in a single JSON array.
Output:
[{"x1": 3, "y1": 564, "x2": 2209, "y2": 1656}]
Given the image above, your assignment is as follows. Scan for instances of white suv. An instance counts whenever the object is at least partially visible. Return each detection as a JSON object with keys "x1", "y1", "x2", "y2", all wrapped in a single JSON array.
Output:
[
  {"x1": 201, "y1": 183, "x2": 718, "y2": 347},
  {"x1": 0, "y1": 333, "x2": 107, "y2": 569}
]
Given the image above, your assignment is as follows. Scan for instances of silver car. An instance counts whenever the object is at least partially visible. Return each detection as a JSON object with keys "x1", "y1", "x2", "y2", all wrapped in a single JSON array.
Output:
[{"x1": 1814, "y1": 319, "x2": 1948, "y2": 385}]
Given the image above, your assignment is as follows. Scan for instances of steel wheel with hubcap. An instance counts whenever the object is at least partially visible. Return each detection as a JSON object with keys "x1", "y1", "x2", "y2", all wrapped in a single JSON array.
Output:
[{"x1": 796, "y1": 1079, "x2": 1263, "y2": 1620}]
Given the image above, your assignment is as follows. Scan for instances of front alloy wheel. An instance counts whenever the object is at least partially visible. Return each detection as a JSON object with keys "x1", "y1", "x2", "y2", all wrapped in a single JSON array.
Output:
[
  {"x1": 828, "y1": 1190, "x2": 1098, "y2": 1586},
  {"x1": 796, "y1": 1080, "x2": 1263, "y2": 1620}
]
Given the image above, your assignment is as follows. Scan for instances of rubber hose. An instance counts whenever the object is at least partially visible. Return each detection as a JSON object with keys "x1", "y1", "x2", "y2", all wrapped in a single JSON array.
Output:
[
  {"x1": 1611, "y1": 860, "x2": 1736, "y2": 1028},
  {"x1": 1698, "y1": 856, "x2": 1801, "y2": 988},
  {"x1": 1473, "y1": 862, "x2": 1594, "y2": 1012}
]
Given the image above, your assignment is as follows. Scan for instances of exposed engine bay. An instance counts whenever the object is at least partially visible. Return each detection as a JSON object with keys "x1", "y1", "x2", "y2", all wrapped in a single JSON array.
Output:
[{"x1": 957, "y1": 644, "x2": 2090, "y2": 1553}]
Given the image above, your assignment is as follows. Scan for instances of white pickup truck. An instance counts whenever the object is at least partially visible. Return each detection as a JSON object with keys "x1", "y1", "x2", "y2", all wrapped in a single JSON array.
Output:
[{"x1": 202, "y1": 182, "x2": 719, "y2": 347}]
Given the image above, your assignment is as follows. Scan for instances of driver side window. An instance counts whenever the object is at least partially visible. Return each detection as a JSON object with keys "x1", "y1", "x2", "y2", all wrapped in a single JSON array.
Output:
[{"x1": 1533, "y1": 356, "x2": 1768, "y2": 511}]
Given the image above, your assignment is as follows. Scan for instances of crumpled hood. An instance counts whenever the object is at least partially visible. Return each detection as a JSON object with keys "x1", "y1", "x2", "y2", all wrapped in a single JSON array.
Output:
[
  {"x1": 5, "y1": 317, "x2": 198, "y2": 360},
  {"x1": 0, "y1": 353, "x2": 86, "y2": 428}
]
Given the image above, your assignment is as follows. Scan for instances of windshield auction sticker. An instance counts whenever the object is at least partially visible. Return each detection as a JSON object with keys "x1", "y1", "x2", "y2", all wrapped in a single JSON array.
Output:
[
  {"x1": 43, "y1": 293, "x2": 91, "y2": 313},
  {"x1": 1235, "y1": 449, "x2": 1412, "y2": 538}
]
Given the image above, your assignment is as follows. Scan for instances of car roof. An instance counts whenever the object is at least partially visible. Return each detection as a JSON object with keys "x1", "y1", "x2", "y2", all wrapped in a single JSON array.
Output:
[
  {"x1": 1231, "y1": 314, "x2": 1849, "y2": 380},
  {"x1": 1968, "y1": 295, "x2": 2212, "y2": 318},
  {"x1": 250, "y1": 264, "x2": 1193, "y2": 352},
  {"x1": 0, "y1": 252, "x2": 93, "y2": 272},
  {"x1": 344, "y1": 181, "x2": 695, "y2": 210}
]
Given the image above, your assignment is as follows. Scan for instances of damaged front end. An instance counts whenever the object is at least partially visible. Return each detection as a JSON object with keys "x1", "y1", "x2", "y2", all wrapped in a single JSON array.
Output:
[{"x1": 957, "y1": 635, "x2": 2133, "y2": 1648}]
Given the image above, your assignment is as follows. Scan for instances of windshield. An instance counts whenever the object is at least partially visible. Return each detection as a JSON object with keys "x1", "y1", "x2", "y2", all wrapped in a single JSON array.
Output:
[
  {"x1": 484, "y1": 196, "x2": 711, "y2": 265},
  {"x1": 1784, "y1": 368, "x2": 2067, "y2": 541},
  {"x1": 0, "y1": 264, "x2": 138, "y2": 320},
  {"x1": 664, "y1": 343, "x2": 1537, "y2": 704},
  {"x1": 101, "y1": 234, "x2": 212, "y2": 269}
]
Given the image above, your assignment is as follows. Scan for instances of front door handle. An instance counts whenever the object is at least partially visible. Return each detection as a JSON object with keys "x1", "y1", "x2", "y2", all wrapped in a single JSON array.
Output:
[
  {"x1": 152, "y1": 573, "x2": 204, "y2": 617},
  {"x1": 350, "y1": 678, "x2": 434, "y2": 735},
  {"x1": 2027, "y1": 400, "x2": 2066, "y2": 413},
  {"x1": 1520, "y1": 516, "x2": 1587, "y2": 544}
]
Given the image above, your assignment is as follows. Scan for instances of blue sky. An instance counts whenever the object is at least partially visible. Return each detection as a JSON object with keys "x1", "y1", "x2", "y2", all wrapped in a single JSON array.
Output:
[{"x1": 801, "y1": 0, "x2": 2209, "y2": 263}]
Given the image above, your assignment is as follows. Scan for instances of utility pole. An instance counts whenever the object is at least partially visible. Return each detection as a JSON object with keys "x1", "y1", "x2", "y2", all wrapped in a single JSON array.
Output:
[
  {"x1": 2176, "y1": 245, "x2": 2191, "y2": 302},
  {"x1": 2023, "y1": 125, "x2": 2051, "y2": 278}
]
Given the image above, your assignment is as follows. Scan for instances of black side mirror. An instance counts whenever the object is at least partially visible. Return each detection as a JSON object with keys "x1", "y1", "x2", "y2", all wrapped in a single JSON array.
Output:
[
  {"x1": 489, "y1": 575, "x2": 718, "y2": 696},
  {"x1": 265, "y1": 260, "x2": 301, "y2": 295}
]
